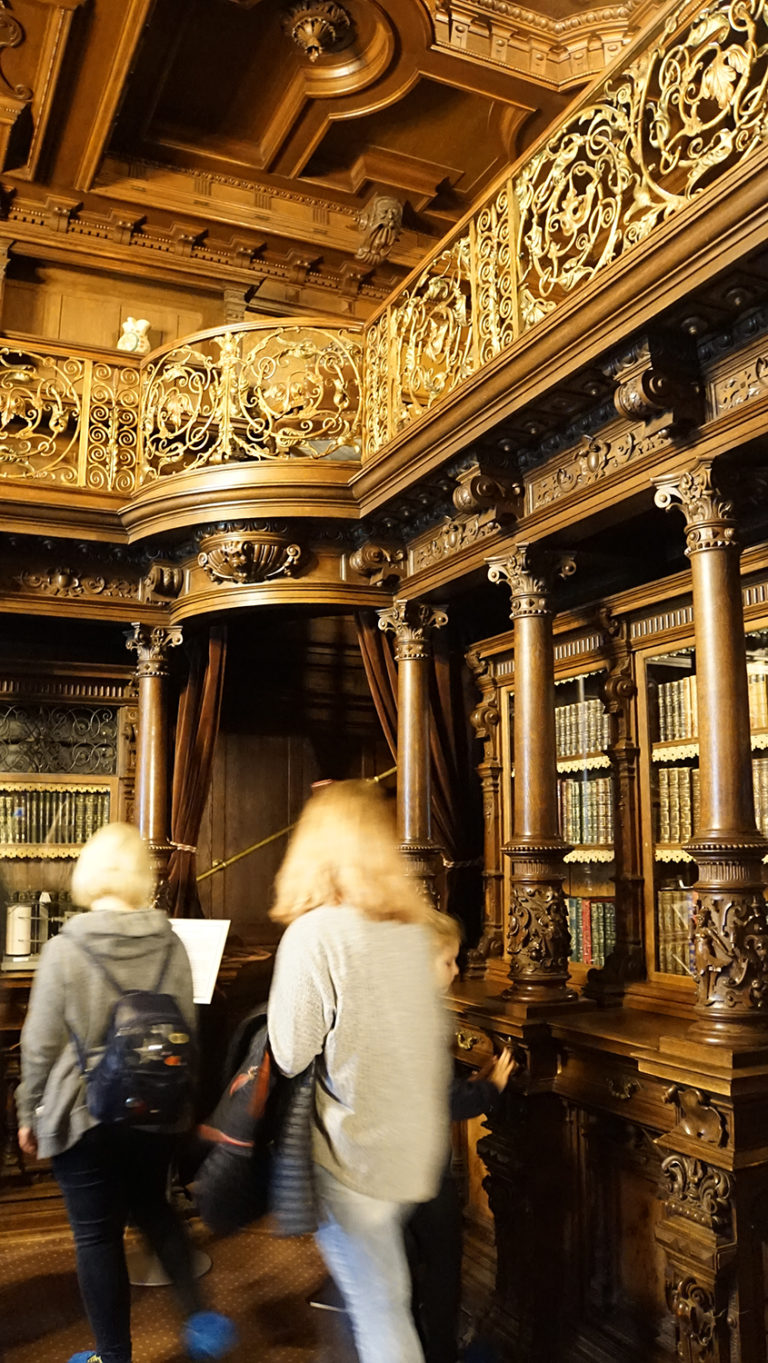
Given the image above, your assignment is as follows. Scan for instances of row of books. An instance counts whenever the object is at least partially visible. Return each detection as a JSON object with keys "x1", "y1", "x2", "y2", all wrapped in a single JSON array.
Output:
[
  {"x1": 748, "y1": 667, "x2": 768, "y2": 730},
  {"x1": 559, "y1": 776, "x2": 614, "y2": 845},
  {"x1": 657, "y1": 886, "x2": 695, "y2": 977},
  {"x1": 657, "y1": 674, "x2": 697, "y2": 743},
  {"x1": 657, "y1": 765, "x2": 700, "y2": 844},
  {"x1": 555, "y1": 698, "x2": 610, "y2": 759},
  {"x1": 752, "y1": 755, "x2": 768, "y2": 836},
  {"x1": 0, "y1": 788, "x2": 111, "y2": 846},
  {"x1": 567, "y1": 896, "x2": 616, "y2": 967},
  {"x1": 658, "y1": 671, "x2": 768, "y2": 743},
  {"x1": 657, "y1": 755, "x2": 768, "y2": 846}
]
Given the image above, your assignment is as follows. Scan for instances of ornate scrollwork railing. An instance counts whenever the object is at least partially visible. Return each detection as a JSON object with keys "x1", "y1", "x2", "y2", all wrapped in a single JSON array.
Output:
[
  {"x1": 0, "y1": 321, "x2": 364, "y2": 494},
  {"x1": 0, "y1": 340, "x2": 141, "y2": 492},
  {"x1": 0, "y1": 0, "x2": 767, "y2": 485},
  {"x1": 141, "y1": 322, "x2": 363, "y2": 476},
  {"x1": 362, "y1": 0, "x2": 768, "y2": 455}
]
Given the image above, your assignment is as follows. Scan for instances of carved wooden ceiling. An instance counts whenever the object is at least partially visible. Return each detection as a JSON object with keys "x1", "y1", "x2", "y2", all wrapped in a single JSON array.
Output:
[{"x1": 0, "y1": 0, "x2": 664, "y2": 319}]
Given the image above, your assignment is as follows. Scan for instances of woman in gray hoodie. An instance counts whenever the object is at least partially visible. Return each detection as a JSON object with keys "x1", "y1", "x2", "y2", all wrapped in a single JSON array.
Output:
[{"x1": 16, "y1": 822, "x2": 235, "y2": 1363}]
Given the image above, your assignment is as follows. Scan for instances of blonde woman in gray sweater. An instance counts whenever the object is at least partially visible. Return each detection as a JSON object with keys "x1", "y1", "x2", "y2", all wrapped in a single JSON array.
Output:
[
  {"x1": 268, "y1": 780, "x2": 451, "y2": 1363},
  {"x1": 16, "y1": 822, "x2": 235, "y2": 1363}
]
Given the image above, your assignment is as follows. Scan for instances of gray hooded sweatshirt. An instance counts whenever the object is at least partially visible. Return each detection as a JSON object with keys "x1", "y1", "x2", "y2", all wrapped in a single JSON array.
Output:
[{"x1": 16, "y1": 907, "x2": 195, "y2": 1158}]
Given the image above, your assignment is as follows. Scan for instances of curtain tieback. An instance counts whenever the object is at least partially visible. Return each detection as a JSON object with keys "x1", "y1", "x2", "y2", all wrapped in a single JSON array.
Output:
[{"x1": 171, "y1": 841, "x2": 198, "y2": 854}]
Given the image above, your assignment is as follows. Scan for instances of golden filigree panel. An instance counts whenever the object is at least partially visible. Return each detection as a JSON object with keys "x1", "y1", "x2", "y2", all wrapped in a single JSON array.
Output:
[
  {"x1": 0, "y1": 346, "x2": 83, "y2": 482},
  {"x1": 514, "y1": 0, "x2": 768, "y2": 329},
  {"x1": 85, "y1": 362, "x2": 141, "y2": 496},
  {"x1": 140, "y1": 324, "x2": 363, "y2": 478},
  {"x1": 365, "y1": 233, "x2": 474, "y2": 455}
]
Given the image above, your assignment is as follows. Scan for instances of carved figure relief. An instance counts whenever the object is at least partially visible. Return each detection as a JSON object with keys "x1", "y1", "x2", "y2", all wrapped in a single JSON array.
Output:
[
  {"x1": 355, "y1": 196, "x2": 403, "y2": 267},
  {"x1": 116, "y1": 318, "x2": 151, "y2": 355}
]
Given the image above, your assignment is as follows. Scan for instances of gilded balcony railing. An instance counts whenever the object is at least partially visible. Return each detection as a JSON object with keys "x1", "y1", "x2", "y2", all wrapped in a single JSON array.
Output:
[
  {"x1": 362, "y1": 0, "x2": 768, "y2": 457},
  {"x1": 0, "y1": 0, "x2": 766, "y2": 490},
  {"x1": 0, "y1": 321, "x2": 364, "y2": 496},
  {"x1": 141, "y1": 321, "x2": 363, "y2": 476},
  {"x1": 0, "y1": 342, "x2": 141, "y2": 494}
]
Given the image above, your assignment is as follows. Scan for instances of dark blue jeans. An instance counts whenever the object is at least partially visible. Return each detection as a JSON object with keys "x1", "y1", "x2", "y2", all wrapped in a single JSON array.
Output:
[{"x1": 53, "y1": 1124, "x2": 202, "y2": 1363}]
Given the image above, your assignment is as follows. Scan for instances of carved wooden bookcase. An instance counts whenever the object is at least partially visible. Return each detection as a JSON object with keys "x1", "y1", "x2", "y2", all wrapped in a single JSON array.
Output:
[
  {"x1": 458, "y1": 547, "x2": 768, "y2": 1363},
  {"x1": 0, "y1": 664, "x2": 136, "y2": 969}
]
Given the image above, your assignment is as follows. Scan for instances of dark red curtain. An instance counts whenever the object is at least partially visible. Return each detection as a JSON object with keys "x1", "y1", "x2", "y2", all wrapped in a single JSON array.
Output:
[
  {"x1": 356, "y1": 610, "x2": 483, "y2": 935},
  {"x1": 167, "y1": 625, "x2": 227, "y2": 918}
]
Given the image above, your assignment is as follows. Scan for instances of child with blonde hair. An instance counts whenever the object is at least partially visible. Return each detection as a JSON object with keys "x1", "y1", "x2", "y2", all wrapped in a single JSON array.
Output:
[{"x1": 406, "y1": 910, "x2": 514, "y2": 1363}]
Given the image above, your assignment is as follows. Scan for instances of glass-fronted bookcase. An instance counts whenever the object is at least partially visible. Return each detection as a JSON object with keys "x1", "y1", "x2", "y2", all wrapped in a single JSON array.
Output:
[
  {"x1": 555, "y1": 671, "x2": 616, "y2": 979},
  {"x1": 0, "y1": 688, "x2": 132, "y2": 969},
  {"x1": 500, "y1": 665, "x2": 617, "y2": 983},
  {"x1": 636, "y1": 627, "x2": 768, "y2": 990}
]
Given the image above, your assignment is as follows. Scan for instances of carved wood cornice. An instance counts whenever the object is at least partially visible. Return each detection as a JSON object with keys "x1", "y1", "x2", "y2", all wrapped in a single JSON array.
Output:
[
  {"x1": 432, "y1": 0, "x2": 658, "y2": 91},
  {"x1": 0, "y1": 190, "x2": 393, "y2": 317}
]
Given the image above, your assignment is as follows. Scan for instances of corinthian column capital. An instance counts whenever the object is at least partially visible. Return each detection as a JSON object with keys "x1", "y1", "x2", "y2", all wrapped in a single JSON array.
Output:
[
  {"x1": 125, "y1": 622, "x2": 183, "y2": 677},
  {"x1": 487, "y1": 545, "x2": 576, "y2": 618},
  {"x1": 654, "y1": 460, "x2": 737, "y2": 556},
  {"x1": 378, "y1": 598, "x2": 448, "y2": 661}
]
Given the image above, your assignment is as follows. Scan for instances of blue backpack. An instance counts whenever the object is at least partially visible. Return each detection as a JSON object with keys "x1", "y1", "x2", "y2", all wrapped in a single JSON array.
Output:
[{"x1": 69, "y1": 938, "x2": 194, "y2": 1127}]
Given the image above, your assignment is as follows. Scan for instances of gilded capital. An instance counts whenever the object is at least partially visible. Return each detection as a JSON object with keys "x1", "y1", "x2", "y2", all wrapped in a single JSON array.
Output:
[
  {"x1": 125, "y1": 622, "x2": 183, "y2": 678},
  {"x1": 654, "y1": 461, "x2": 737, "y2": 556},
  {"x1": 487, "y1": 545, "x2": 576, "y2": 618},
  {"x1": 378, "y1": 598, "x2": 448, "y2": 661}
]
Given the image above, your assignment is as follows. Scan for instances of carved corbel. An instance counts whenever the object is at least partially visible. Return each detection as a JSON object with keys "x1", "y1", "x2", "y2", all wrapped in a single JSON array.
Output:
[
  {"x1": 348, "y1": 541, "x2": 405, "y2": 590},
  {"x1": 43, "y1": 193, "x2": 80, "y2": 233},
  {"x1": 452, "y1": 460, "x2": 523, "y2": 518},
  {"x1": 170, "y1": 223, "x2": 205, "y2": 257},
  {"x1": 355, "y1": 195, "x2": 403, "y2": 267},
  {"x1": 603, "y1": 330, "x2": 704, "y2": 434},
  {"x1": 141, "y1": 562, "x2": 184, "y2": 603},
  {"x1": 198, "y1": 528, "x2": 302, "y2": 585}
]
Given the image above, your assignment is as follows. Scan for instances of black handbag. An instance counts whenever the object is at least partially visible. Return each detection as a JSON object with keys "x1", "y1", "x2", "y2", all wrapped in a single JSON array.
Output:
[{"x1": 194, "y1": 1011, "x2": 317, "y2": 1238}]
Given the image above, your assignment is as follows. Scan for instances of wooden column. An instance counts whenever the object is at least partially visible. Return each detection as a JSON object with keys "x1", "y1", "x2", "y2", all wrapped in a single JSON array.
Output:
[
  {"x1": 125, "y1": 621, "x2": 182, "y2": 905},
  {"x1": 488, "y1": 546, "x2": 575, "y2": 1005},
  {"x1": 378, "y1": 598, "x2": 446, "y2": 900},
  {"x1": 655, "y1": 461, "x2": 768, "y2": 1045},
  {"x1": 466, "y1": 648, "x2": 504, "y2": 978}
]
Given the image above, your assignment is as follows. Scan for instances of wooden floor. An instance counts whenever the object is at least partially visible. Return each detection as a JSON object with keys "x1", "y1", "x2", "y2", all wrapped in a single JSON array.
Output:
[{"x1": 0, "y1": 1218, "x2": 341, "y2": 1363}]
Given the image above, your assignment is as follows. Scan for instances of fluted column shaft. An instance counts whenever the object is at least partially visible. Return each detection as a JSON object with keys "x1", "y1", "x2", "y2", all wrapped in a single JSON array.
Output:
[
  {"x1": 488, "y1": 547, "x2": 575, "y2": 1004},
  {"x1": 125, "y1": 622, "x2": 182, "y2": 905},
  {"x1": 655, "y1": 462, "x2": 768, "y2": 1044},
  {"x1": 378, "y1": 599, "x2": 446, "y2": 899}
]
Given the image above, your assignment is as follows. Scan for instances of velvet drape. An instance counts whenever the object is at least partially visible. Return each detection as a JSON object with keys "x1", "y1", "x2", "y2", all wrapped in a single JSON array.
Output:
[
  {"x1": 167, "y1": 625, "x2": 227, "y2": 918},
  {"x1": 355, "y1": 610, "x2": 483, "y2": 934}
]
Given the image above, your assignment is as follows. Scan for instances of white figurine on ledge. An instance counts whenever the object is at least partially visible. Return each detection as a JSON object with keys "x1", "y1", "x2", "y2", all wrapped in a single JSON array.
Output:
[{"x1": 116, "y1": 317, "x2": 151, "y2": 354}]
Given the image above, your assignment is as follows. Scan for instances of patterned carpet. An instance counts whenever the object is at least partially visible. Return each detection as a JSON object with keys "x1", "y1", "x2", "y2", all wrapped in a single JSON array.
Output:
[{"x1": 0, "y1": 1218, "x2": 345, "y2": 1363}]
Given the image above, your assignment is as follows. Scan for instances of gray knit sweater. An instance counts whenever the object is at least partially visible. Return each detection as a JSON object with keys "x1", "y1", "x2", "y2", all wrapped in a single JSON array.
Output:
[
  {"x1": 268, "y1": 905, "x2": 450, "y2": 1204},
  {"x1": 16, "y1": 908, "x2": 195, "y2": 1158}
]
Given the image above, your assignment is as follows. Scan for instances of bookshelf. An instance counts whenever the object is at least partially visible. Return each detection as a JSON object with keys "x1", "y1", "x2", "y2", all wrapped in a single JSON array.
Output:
[
  {"x1": 555, "y1": 672, "x2": 616, "y2": 973},
  {"x1": 638, "y1": 647, "x2": 698, "y2": 981},
  {"x1": 639, "y1": 634, "x2": 768, "y2": 982},
  {"x1": 0, "y1": 685, "x2": 132, "y2": 969}
]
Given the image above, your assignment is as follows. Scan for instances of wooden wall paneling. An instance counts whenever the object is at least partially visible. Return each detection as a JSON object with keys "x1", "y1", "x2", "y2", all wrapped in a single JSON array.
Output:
[{"x1": 2, "y1": 262, "x2": 220, "y2": 349}]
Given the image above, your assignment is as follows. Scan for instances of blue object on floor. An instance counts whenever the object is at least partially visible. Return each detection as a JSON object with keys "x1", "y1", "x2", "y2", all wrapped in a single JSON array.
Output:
[
  {"x1": 67, "y1": 1352, "x2": 102, "y2": 1363},
  {"x1": 464, "y1": 1340, "x2": 500, "y2": 1363},
  {"x1": 183, "y1": 1310, "x2": 238, "y2": 1360}
]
